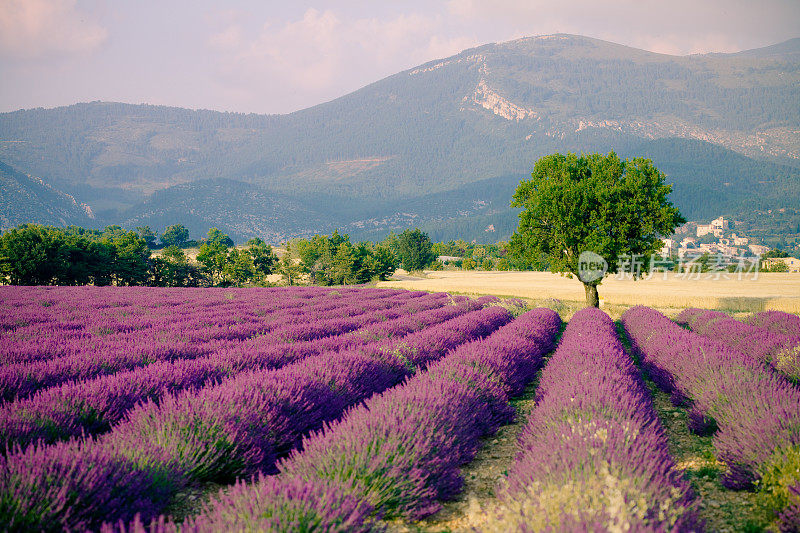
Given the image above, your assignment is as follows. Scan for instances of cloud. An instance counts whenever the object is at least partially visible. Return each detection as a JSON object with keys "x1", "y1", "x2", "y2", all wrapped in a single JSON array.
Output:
[
  {"x1": 445, "y1": 0, "x2": 800, "y2": 55},
  {"x1": 0, "y1": 0, "x2": 108, "y2": 60},
  {"x1": 206, "y1": 8, "x2": 481, "y2": 111}
]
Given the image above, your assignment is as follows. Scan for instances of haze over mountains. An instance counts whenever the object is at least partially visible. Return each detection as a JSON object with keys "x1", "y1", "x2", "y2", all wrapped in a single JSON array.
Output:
[{"x1": 1, "y1": 34, "x2": 798, "y2": 243}]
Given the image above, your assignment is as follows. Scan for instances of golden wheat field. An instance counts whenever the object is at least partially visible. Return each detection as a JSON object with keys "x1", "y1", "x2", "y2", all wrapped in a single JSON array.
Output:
[{"x1": 378, "y1": 271, "x2": 800, "y2": 315}]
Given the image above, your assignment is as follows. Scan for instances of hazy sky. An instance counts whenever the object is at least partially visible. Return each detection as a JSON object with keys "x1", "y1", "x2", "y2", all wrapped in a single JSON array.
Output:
[{"x1": 1, "y1": 0, "x2": 798, "y2": 115}]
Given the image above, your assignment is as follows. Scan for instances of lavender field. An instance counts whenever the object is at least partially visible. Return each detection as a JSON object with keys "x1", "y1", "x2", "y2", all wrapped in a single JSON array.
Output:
[{"x1": 1, "y1": 286, "x2": 799, "y2": 532}]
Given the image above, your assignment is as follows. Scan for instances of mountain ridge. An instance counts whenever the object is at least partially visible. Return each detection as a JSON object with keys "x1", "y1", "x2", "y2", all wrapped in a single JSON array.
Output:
[{"x1": 0, "y1": 33, "x2": 798, "y2": 242}]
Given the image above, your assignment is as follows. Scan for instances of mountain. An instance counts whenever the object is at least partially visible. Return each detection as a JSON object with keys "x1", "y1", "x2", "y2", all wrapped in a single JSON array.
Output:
[
  {"x1": 0, "y1": 34, "x2": 798, "y2": 242},
  {"x1": 0, "y1": 160, "x2": 95, "y2": 230}
]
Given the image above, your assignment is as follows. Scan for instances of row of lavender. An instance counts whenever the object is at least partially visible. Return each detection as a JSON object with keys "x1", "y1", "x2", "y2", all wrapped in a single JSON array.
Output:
[
  {"x1": 746, "y1": 310, "x2": 800, "y2": 337},
  {"x1": 489, "y1": 307, "x2": 698, "y2": 530},
  {"x1": 1, "y1": 301, "x2": 514, "y2": 531},
  {"x1": 103, "y1": 307, "x2": 562, "y2": 532},
  {"x1": 0, "y1": 286, "x2": 449, "y2": 402},
  {"x1": 676, "y1": 308, "x2": 800, "y2": 383},
  {"x1": 0, "y1": 292, "x2": 485, "y2": 449},
  {"x1": 623, "y1": 306, "x2": 800, "y2": 531}
]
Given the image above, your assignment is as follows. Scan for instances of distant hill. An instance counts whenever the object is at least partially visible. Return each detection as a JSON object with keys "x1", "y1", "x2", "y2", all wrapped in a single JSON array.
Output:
[
  {"x1": 0, "y1": 160, "x2": 94, "y2": 230},
  {"x1": 0, "y1": 33, "x2": 798, "y2": 242}
]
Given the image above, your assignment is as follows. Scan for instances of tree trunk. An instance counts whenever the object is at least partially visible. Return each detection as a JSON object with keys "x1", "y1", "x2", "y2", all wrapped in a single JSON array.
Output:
[{"x1": 584, "y1": 283, "x2": 600, "y2": 307}]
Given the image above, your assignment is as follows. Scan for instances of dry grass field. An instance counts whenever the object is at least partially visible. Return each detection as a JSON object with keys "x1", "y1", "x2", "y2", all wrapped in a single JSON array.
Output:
[{"x1": 378, "y1": 270, "x2": 800, "y2": 317}]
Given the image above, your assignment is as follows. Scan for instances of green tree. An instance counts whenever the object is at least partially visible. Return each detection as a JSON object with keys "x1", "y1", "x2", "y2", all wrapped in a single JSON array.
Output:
[
  {"x1": 136, "y1": 226, "x2": 158, "y2": 248},
  {"x1": 102, "y1": 225, "x2": 127, "y2": 239},
  {"x1": 371, "y1": 244, "x2": 398, "y2": 281},
  {"x1": 150, "y1": 245, "x2": 204, "y2": 287},
  {"x1": 206, "y1": 227, "x2": 234, "y2": 247},
  {"x1": 277, "y1": 252, "x2": 303, "y2": 286},
  {"x1": 246, "y1": 238, "x2": 278, "y2": 279},
  {"x1": 763, "y1": 249, "x2": 788, "y2": 259},
  {"x1": 160, "y1": 224, "x2": 190, "y2": 248},
  {"x1": 0, "y1": 225, "x2": 67, "y2": 285},
  {"x1": 397, "y1": 228, "x2": 435, "y2": 272},
  {"x1": 196, "y1": 241, "x2": 228, "y2": 285},
  {"x1": 509, "y1": 151, "x2": 685, "y2": 307},
  {"x1": 224, "y1": 248, "x2": 256, "y2": 286},
  {"x1": 105, "y1": 231, "x2": 151, "y2": 286}
]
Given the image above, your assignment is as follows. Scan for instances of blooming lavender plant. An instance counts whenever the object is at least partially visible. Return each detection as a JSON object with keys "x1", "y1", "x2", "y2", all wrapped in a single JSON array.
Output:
[
  {"x1": 677, "y1": 308, "x2": 800, "y2": 382},
  {"x1": 0, "y1": 294, "x2": 471, "y2": 449},
  {"x1": 2, "y1": 300, "x2": 511, "y2": 530},
  {"x1": 176, "y1": 308, "x2": 559, "y2": 531},
  {"x1": 746, "y1": 310, "x2": 800, "y2": 337},
  {"x1": 623, "y1": 305, "x2": 800, "y2": 528},
  {"x1": 487, "y1": 308, "x2": 698, "y2": 532}
]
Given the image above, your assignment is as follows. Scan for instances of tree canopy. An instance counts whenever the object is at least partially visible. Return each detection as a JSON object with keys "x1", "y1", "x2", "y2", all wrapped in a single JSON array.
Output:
[
  {"x1": 509, "y1": 151, "x2": 685, "y2": 306},
  {"x1": 396, "y1": 228, "x2": 435, "y2": 272},
  {"x1": 160, "y1": 224, "x2": 190, "y2": 248}
]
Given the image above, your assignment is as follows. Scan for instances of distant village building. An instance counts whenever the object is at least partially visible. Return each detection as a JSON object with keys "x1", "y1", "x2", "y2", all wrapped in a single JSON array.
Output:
[
  {"x1": 749, "y1": 244, "x2": 771, "y2": 256},
  {"x1": 731, "y1": 233, "x2": 749, "y2": 246},
  {"x1": 696, "y1": 224, "x2": 714, "y2": 237},
  {"x1": 660, "y1": 238, "x2": 676, "y2": 256},
  {"x1": 763, "y1": 257, "x2": 800, "y2": 272},
  {"x1": 696, "y1": 224, "x2": 723, "y2": 238},
  {"x1": 711, "y1": 216, "x2": 729, "y2": 230}
]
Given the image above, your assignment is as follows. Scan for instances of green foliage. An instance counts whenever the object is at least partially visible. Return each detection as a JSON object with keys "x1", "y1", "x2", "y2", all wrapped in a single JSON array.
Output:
[
  {"x1": 196, "y1": 241, "x2": 228, "y2": 286},
  {"x1": 764, "y1": 249, "x2": 789, "y2": 259},
  {"x1": 277, "y1": 253, "x2": 303, "y2": 286},
  {"x1": 160, "y1": 224, "x2": 190, "y2": 248},
  {"x1": 206, "y1": 227, "x2": 234, "y2": 247},
  {"x1": 395, "y1": 229, "x2": 435, "y2": 272},
  {"x1": 246, "y1": 238, "x2": 278, "y2": 279},
  {"x1": 286, "y1": 231, "x2": 398, "y2": 286},
  {"x1": 149, "y1": 245, "x2": 203, "y2": 287},
  {"x1": 0, "y1": 223, "x2": 285, "y2": 288},
  {"x1": 762, "y1": 260, "x2": 790, "y2": 273},
  {"x1": 136, "y1": 226, "x2": 157, "y2": 248},
  {"x1": 223, "y1": 249, "x2": 255, "y2": 286},
  {"x1": 0, "y1": 224, "x2": 151, "y2": 286},
  {"x1": 0, "y1": 224, "x2": 69, "y2": 285},
  {"x1": 105, "y1": 231, "x2": 150, "y2": 286},
  {"x1": 509, "y1": 152, "x2": 685, "y2": 305}
]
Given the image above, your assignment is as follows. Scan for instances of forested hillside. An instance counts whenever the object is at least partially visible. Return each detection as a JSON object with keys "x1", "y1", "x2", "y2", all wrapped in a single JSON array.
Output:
[
  {"x1": 0, "y1": 34, "x2": 798, "y2": 242},
  {"x1": 0, "y1": 161, "x2": 94, "y2": 230}
]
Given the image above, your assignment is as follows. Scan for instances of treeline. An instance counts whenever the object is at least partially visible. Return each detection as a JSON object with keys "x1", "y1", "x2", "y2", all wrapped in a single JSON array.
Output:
[
  {"x1": 280, "y1": 228, "x2": 435, "y2": 285},
  {"x1": 432, "y1": 239, "x2": 549, "y2": 271},
  {"x1": 0, "y1": 224, "x2": 441, "y2": 287}
]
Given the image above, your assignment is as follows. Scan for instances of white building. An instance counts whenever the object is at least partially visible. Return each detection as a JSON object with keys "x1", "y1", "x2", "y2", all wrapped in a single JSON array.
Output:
[
  {"x1": 732, "y1": 233, "x2": 749, "y2": 246},
  {"x1": 660, "y1": 238, "x2": 677, "y2": 256},
  {"x1": 763, "y1": 257, "x2": 800, "y2": 272},
  {"x1": 711, "y1": 216, "x2": 729, "y2": 230},
  {"x1": 697, "y1": 224, "x2": 714, "y2": 237},
  {"x1": 749, "y1": 244, "x2": 771, "y2": 256}
]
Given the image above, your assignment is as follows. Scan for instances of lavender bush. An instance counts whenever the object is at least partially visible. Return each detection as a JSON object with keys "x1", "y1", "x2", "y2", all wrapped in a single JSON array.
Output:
[
  {"x1": 2, "y1": 300, "x2": 511, "y2": 530},
  {"x1": 623, "y1": 306, "x2": 800, "y2": 530},
  {"x1": 676, "y1": 308, "x2": 800, "y2": 382},
  {"x1": 0, "y1": 291, "x2": 470, "y2": 448},
  {"x1": 487, "y1": 307, "x2": 698, "y2": 532},
  {"x1": 178, "y1": 308, "x2": 560, "y2": 530}
]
